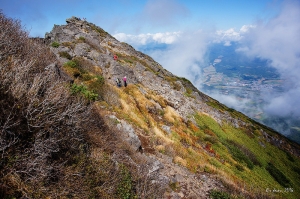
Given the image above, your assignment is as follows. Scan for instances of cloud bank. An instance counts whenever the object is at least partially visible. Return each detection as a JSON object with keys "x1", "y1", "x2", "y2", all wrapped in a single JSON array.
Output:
[
  {"x1": 239, "y1": 0, "x2": 300, "y2": 117},
  {"x1": 115, "y1": 0, "x2": 300, "y2": 124},
  {"x1": 214, "y1": 25, "x2": 255, "y2": 46},
  {"x1": 141, "y1": 29, "x2": 212, "y2": 86},
  {"x1": 114, "y1": 32, "x2": 181, "y2": 46}
]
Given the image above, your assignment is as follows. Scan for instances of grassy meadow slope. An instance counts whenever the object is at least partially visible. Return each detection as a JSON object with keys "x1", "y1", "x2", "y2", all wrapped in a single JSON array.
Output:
[{"x1": 1, "y1": 14, "x2": 300, "y2": 199}]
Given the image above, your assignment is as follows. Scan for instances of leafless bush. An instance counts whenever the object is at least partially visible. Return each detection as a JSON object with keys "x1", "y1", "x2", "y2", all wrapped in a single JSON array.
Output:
[
  {"x1": 0, "y1": 11, "x2": 90, "y2": 197},
  {"x1": 102, "y1": 84, "x2": 122, "y2": 107},
  {"x1": 0, "y1": 11, "x2": 168, "y2": 198},
  {"x1": 0, "y1": 12, "x2": 28, "y2": 62}
]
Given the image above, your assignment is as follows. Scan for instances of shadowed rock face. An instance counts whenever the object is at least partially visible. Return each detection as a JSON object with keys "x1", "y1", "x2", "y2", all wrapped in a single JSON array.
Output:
[{"x1": 44, "y1": 16, "x2": 300, "y2": 198}]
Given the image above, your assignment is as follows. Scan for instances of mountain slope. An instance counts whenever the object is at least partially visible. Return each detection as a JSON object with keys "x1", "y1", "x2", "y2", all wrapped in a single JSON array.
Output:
[{"x1": 1, "y1": 14, "x2": 300, "y2": 198}]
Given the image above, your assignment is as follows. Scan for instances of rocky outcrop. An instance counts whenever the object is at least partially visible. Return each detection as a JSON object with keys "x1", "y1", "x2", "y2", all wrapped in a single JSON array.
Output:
[
  {"x1": 46, "y1": 16, "x2": 239, "y2": 126},
  {"x1": 108, "y1": 115, "x2": 142, "y2": 151},
  {"x1": 45, "y1": 16, "x2": 300, "y2": 198}
]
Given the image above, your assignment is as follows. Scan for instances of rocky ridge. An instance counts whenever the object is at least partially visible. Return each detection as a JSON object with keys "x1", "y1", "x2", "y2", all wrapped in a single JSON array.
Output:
[
  {"x1": 44, "y1": 16, "x2": 300, "y2": 198},
  {"x1": 46, "y1": 17, "x2": 244, "y2": 126}
]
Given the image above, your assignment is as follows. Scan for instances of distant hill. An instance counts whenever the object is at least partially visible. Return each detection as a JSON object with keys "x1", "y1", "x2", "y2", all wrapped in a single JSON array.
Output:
[{"x1": 1, "y1": 14, "x2": 300, "y2": 198}]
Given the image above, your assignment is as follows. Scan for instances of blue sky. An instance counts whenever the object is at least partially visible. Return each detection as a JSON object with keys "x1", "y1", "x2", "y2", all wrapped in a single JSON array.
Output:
[
  {"x1": 1, "y1": 0, "x2": 282, "y2": 37},
  {"x1": 1, "y1": 0, "x2": 300, "y2": 118}
]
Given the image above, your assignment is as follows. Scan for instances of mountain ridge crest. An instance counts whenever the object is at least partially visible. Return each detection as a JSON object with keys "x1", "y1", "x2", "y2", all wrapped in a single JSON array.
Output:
[{"x1": 3, "y1": 14, "x2": 298, "y2": 198}]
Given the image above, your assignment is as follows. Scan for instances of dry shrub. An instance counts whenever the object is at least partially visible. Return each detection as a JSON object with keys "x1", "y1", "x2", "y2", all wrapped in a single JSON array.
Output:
[
  {"x1": 0, "y1": 11, "x2": 90, "y2": 198},
  {"x1": 188, "y1": 121, "x2": 200, "y2": 132},
  {"x1": 0, "y1": 12, "x2": 168, "y2": 198},
  {"x1": 0, "y1": 12, "x2": 28, "y2": 62},
  {"x1": 102, "y1": 84, "x2": 121, "y2": 107},
  {"x1": 164, "y1": 143, "x2": 176, "y2": 157}
]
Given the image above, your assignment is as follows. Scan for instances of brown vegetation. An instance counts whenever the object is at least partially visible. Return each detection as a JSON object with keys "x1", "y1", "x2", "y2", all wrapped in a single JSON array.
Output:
[
  {"x1": 2, "y1": 13, "x2": 300, "y2": 199},
  {"x1": 0, "y1": 12, "x2": 165, "y2": 198}
]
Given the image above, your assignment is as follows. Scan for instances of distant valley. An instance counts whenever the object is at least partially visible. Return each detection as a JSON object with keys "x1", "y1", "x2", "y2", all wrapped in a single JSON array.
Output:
[
  {"x1": 201, "y1": 43, "x2": 300, "y2": 144},
  {"x1": 141, "y1": 42, "x2": 300, "y2": 144}
]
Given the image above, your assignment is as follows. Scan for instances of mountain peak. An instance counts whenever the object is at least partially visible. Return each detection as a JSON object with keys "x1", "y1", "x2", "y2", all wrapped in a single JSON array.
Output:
[
  {"x1": 66, "y1": 16, "x2": 82, "y2": 23},
  {"x1": 1, "y1": 13, "x2": 300, "y2": 198},
  {"x1": 45, "y1": 17, "x2": 300, "y2": 197}
]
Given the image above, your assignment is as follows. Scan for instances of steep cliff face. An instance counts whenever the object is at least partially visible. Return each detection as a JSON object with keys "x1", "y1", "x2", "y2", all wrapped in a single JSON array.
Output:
[{"x1": 2, "y1": 14, "x2": 298, "y2": 198}]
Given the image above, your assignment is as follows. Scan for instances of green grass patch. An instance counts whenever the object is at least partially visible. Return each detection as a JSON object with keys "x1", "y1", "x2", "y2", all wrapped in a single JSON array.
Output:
[
  {"x1": 51, "y1": 41, "x2": 60, "y2": 48},
  {"x1": 184, "y1": 88, "x2": 195, "y2": 98},
  {"x1": 82, "y1": 73, "x2": 93, "y2": 81},
  {"x1": 117, "y1": 164, "x2": 135, "y2": 199},
  {"x1": 190, "y1": 113, "x2": 300, "y2": 198},
  {"x1": 225, "y1": 140, "x2": 254, "y2": 169},
  {"x1": 63, "y1": 58, "x2": 101, "y2": 81},
  {"x1": 81, "y1": 74, "x2": 104, "y2": 97},
  {"x1": 210, "y1": 189, "x2": 232, "y2": 199},
  {"x1": 179, "y1": 77, "x2": 192, "y2": 84},
  {"x1": 194, "y1": 113, "x2": 227, "y2": 141},
  {"x1": 266, "y1": 162, "x2": 290, "y2": 187},
  {"x1": 64, "y1": 60, "x2": 79, "y2": 68},
  {"x1": 78, "y1": 36, "x2": 85, "y2": 42},
  {"x1": 70, "y1": 83, "x2": 98, "y2": 101},
  {"x1": 225, "y1": 139, "x2": 261, "y2": 170},
  {"x1": 169, "y1": 182, "x2": 180, "y2": 191},
  {"x1": 58, "y1": 51, "x2": 72, "y2": 60}
]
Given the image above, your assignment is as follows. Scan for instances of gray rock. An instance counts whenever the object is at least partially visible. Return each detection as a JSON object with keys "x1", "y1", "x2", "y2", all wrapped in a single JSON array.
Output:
[
  {"x1": 169, "y1": 191, "x2": 181, "y2": 199},
  {"x1": 201, "y1": 174, "x2": 208, "y2": 181},
  {"x1": 74, "y1": 43, "x2": 90, "y2": 57},
  {"x1": 148, "y1": 160, "x2": 164, "y2": 174},
  {"x1": 161, "y1": 125, "x2": 171, "y2": 134},
  {"x1": 174, "y1": 174, "x2": 184, "y2": 182},
  {"x1": 63, "y1": 28, "x2": 75, "y2": 36},
  {"x1": 117, "y1": 120, "x2": 141, "y2": 151},
  {"x1": 87, "y1": 49, "x2": 101, "y2": 61},
  {"x1": 175, "y1": 81, "x2": 186, "y2": 93}
]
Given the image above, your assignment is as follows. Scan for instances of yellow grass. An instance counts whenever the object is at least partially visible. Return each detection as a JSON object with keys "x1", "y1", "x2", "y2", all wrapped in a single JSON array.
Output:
[
  {"x1": 164, "y1": 106, "x2": 181, "y2": 123},
  {"x1": 152, "y1": 126, "x2": 174, "y2": 144},
  {"x1": 93, "y1": 65, "x2": 102, "y2": 74},
  {"x1": 174, "y1": 156, "x2": 187, "y2": 167},
  {"x1": 156, "y1": 145, "x2": 165, "y2": 153}
]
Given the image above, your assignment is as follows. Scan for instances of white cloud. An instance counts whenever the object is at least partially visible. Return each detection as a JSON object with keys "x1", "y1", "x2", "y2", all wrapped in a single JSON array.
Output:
[
  {"x1": 114, "y1": 24, "x2": 255, "y2": 47},
  {"x1": 240, "y1": 25, "x2": 255, "y2": 33},
  {"x1": 114, "y1": 25, "x2": 256, "y2": 85},
  {"x1": 114, "y1": 31, "x2": 181, "y2": 46},
  {"x1": 264, "y1": 88, "x2": 300, "y2": 117},
  {"x1": 214, "y1": 25, "x2": 255, "y2": 46},
  {"x1": 114, "y1": 0, "x2": 300, "y2": 121},
  {"x1": 147, "y1": 30, "x2": 210, "y2": 84},
  {"x1": 223, "y1": 41, "x2": 232, "y2": 46},
  {"x1": 209, "y1": 92, "x2": 254, "y2": 112},
  {"x1": 238, "y1": 0, "x2": 300, "y2": 117}
]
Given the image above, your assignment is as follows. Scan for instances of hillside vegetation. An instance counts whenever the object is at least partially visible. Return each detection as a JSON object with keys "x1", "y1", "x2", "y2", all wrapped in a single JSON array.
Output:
[{"x1": 1, "y1": 14, "x2": 300, "y2": 199}]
